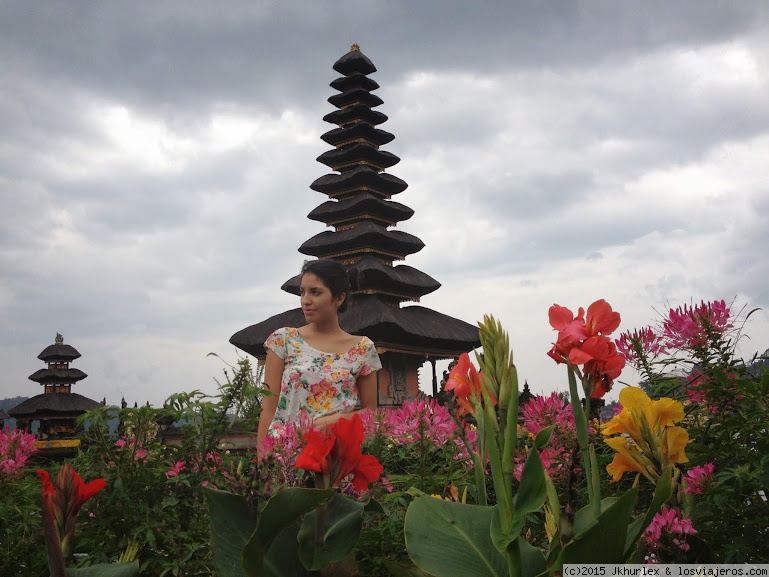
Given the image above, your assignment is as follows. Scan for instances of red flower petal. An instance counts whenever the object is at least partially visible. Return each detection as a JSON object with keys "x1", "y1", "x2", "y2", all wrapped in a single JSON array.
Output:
[{"x1": 548, "y1": 304, "x2": 576, "y2": 331}]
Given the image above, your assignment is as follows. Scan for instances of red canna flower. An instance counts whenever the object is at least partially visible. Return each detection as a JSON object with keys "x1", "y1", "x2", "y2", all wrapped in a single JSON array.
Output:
[
  {"x1": 37, "y1": 464, "x2": 106, "y2": 572},
  {"x1": 548, "y1": 300, "x2": 625, "y2": 398},
  {"x1": 295, "y1": 413, "x2": 383, "y2": 493},
  {"x1": 445, "y1": 352, "x2": 495, "y2": 416},
  {"x1": 445, "y1": 353, "x2": 481, "y2": 416}
]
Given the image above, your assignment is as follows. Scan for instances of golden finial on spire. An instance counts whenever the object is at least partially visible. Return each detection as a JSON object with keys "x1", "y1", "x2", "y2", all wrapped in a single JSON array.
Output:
[
  {"x1": 55, "y1": 332, "x2": 63, "y2": 344},
  {"x1": 350, "y1": 43, "x2": 360, "y2": 51}
]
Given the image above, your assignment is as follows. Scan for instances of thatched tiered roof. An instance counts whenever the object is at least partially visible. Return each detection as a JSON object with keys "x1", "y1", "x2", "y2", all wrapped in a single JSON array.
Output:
[
  {"x1": 230, "y1": 45, "x2": 479, "y2": 362},
  {"x1": 8, "y1": 393, "x2": 101, "y2": 418}
]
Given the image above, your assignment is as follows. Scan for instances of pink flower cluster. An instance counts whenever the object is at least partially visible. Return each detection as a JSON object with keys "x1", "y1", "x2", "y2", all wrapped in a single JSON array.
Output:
[
  {"x1": 114, "y1": 437, "x2": 148, "y2": 462},
  {"x1": 642, "y1": 506, "x2": 697, "y2": 560},
  {"x1": 258, "y1": 418, "x2": 313, "y2": 488},
  {"x1": 374, "y1": 399, "x2": 458, "y2": 447},
  {"x1": 663, "y1": 299, "x2": 733, "y2": 351},
  {"x1": 615, "y1": 327, "x2": 666, "y2": 370},
  {"x1": 0, "y1": 426, "x2": 37, "y2": 477},
  {"x1": 164, "y1": 451, "x2": 231, "y2": 489},
  {"x1": 683, "y1": 462, "x2": 716, "y2": 495},
  {"x1": 515, "y1": 394, "x2": 578, "y2": 483},
  {"x1": 165, "y1": 460, "x2": 186, "y2": 479}
]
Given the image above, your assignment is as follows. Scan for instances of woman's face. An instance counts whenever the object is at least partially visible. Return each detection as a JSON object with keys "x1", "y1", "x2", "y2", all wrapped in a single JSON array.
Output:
[{"x1": 300, "y1": 272, "x2": 344, "y2": 323}]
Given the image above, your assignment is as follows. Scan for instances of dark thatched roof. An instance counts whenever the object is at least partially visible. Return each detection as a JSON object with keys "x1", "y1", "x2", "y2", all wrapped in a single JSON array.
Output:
[
  {"x1": 333, "y1": 47, "x2": 377, "y2": 76},
  {"x1": 230, "y1": 295, "x2": 480, "y2": 359},
  {"x1": 320, "y1": 123, "x2": 394, "y2": 148},
  {"x1": 28, "y1": 368, "x2": 88, "y2": 384},
  {"x1": 310, "y1": 166, "x2": 407, "y2": 198},
  {"x1": 322, "y1": 106, "x2": 388, "y2": 128},
  {"x1": 330, "y1": 72, "x2": 379, "y2": 93},
  {"x1": 0, "y1": 408, "x2": 9, "y2": 420},
  {"x1": 282, "y1": 256, "x2": 440, "y2": 301},
  {"x1": 308, "y1": 193, "x2": 413, "y2": 226},
  {"x1": 38, "y1": 342, "x2": 81, "y2": 362},
  {"x1": 8, "y1": 392, "x2": 101, "y2": 418},
  {"x1": 328, "y1": 89, "x2": 383, "y2": 109},
  {"x1": 299, "y1": 221, "x2": 424, "y2": 259},
  {"x1": 316, "y1": 143, "x2": 399, "y2": 172}
]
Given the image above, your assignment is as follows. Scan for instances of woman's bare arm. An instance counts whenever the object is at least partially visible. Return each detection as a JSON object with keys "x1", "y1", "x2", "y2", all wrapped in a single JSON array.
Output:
[{"x1": 256, "y1": 349, "x2": 284, "y2": 451}]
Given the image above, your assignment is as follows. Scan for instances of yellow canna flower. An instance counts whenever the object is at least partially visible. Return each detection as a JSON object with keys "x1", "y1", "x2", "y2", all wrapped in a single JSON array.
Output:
[{"x1": 602, "y1": 387, "x2": 689, "y2": 483}]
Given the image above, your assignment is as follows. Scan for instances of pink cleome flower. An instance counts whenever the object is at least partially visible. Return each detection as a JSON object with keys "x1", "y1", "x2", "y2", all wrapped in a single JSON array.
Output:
[
  {"x1": 382, "y1": 399, "x2": 458, "y2": 447},
  {"x1": 0, "y1": 426, "x2": 37, "y2": 477},
  {"x1": 615, "y1": 327, "x2": 666, "y2": 370},
  {"x1": 521, "y1": 393, "x2": 572, "y2": 435},
  {"x1": 642, "y1": 506, "x2": 697, "y2": 556},
  {"x1": 662, "y1": 299, "x2": 733, "y2": 351},
  {"x1": 683, "y1": 462, "x2": 716, "y2": 495}
]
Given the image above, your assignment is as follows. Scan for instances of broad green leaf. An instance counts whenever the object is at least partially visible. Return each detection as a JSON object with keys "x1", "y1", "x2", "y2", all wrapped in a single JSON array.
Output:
[
  {"x1": 262, "y1": 523, "x2": 312, "y2": 577},
  {"x1": 66, "y1": 561, "x2": 140, "y2": 577},
  {"x1": 552, "y1": 488, "x2": 638, "y2": 568},
  {"x1": 405, "y1": 491, "x2": 508, "y2": 577},
  {"x1": 243, "y1": 487, "x2": 334, "y2": 577},
  {"x1": 516, "y1": 537, "x2": 547, "y2": 577},
  {"x1": 206, "y1": 488, "x2": 255, "y2": 577},
  {"x1": 297, "y1": 493, "x2": 364, "y2": 570}
]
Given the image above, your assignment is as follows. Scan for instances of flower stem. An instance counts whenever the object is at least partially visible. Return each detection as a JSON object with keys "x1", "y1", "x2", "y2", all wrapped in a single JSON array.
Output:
[{"x1": 567, "y1": 365, "x2": 601, "y2": 517}]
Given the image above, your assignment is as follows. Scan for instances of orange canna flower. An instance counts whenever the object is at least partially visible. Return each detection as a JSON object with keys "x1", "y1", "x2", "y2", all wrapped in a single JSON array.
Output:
[{"x1": 445, "y1": 353, "x2": 493, "y2": 416}]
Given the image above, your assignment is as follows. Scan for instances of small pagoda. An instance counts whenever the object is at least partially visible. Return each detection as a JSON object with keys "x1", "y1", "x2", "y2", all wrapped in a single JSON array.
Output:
[
  {"x1": 9, "y1": 333, "x2": 101, "y2": 441},
  {"x1": 230, "y1": 45, "x2": 481, "y2": 405}
]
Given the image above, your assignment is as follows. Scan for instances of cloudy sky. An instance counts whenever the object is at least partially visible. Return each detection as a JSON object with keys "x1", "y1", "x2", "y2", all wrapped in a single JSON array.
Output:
[{"x1": 2, "y1": 1, "x2": 769, "y2": 408}]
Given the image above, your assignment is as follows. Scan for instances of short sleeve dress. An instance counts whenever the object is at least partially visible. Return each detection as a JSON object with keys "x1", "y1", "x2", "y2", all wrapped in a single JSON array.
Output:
[{"x1": 264, "y1": 327, "x2": 382, "y2": 433}]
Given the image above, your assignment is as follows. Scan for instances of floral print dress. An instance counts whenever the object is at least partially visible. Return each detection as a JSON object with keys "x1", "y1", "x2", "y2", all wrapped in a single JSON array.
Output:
[{"x1": 264, "y1": 327, "x2": 382, "y2": 434}]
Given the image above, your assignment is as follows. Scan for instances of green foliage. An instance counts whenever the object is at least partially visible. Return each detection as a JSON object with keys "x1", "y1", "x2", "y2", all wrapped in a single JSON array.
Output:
[
  {"x1": 66, "y1": 561, "x2": 140, "y2": 576},
  {"x1": 405, "y1": 490, "x2": 508, "y2": 577},
  {"x1": 0, "y1": 471, "x2": 48, "y2": 576}
]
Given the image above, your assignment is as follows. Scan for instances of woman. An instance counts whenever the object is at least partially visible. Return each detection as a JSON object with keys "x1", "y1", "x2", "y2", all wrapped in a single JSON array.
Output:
[{"x1": 256, "y1": 259, "x2": 382, "y2": 448}]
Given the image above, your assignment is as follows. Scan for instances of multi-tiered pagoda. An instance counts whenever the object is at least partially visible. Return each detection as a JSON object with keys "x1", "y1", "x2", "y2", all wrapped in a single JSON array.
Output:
[
  {"x1": 230, "y1": 45, "x2": 480, "y2": 404},
  {"x1": 9, "y1": 333, "x2": 101, "y2": 440}
]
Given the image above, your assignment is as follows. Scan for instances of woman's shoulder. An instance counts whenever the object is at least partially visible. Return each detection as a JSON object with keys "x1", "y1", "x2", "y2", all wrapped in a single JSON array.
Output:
[
  {"x1": 265, "y1": 327, "x2": 301, "y2": 348},
  {"x1": 346, "y1": 334, "x2": 377, "y2": 354}
]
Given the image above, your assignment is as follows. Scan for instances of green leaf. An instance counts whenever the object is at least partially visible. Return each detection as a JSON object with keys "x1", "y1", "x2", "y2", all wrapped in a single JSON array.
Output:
[
  {"x1": 533, "y1": 426, "x2": 554, "y2": 451},
  {"x1": 297, "y1": 492, "x2": 365, "y2": 570},
  {"x1": 492, "y1": 447, "x2": 547, "y2": 554},
  {"x1": 625, "y1": 467, "x2": 673, "y2": 557},
  {"x1": 405, "y1": 490, "x2": 508, "y2": 577},
  {"x1": 66, "y1": 561, "x2": 140, "y2": 577},
  {"x1": 516, "y1": 537, "x2": 547, "y2": 577},
  {"x1": 553, "y1": 488, "x2": 638, "y2": 568},
  {"x1": 262, "y1": 524, "x2": 312, "y2": 577},
  {"x1": 513, "y1": 448, "x2": 547, "y2": 515},
  {"x1": 363, "y1": 497, "x2": 385, "y2": 515},
  {"x1": 242, "y1": 487, "x2": 334, "y2": 577},
  {"x1": 206, "y1": 488, "x2": 255, "y2": 577}
]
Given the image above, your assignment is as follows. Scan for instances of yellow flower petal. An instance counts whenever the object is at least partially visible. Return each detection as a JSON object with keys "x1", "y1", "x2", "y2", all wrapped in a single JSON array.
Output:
[
  {"x1": 662, "y1": 426, "x2": 690, "y2": 466},
  {"x1": 606, "y1": 452, "x2": 647, "y2": 482},
  {"x1": 649, "y1": 397, "x2": 685, "y2": 428}
]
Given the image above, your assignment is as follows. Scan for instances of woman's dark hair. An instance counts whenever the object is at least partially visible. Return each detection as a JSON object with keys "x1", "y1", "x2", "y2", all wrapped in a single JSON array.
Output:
[{"x1": 300, "y1": 259, "x2": 358, "y2": 313}]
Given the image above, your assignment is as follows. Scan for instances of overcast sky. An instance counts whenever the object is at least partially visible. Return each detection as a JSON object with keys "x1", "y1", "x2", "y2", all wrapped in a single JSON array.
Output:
[{"x1": 2, "y1": 1, "x2": 769, "y2": 408}]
